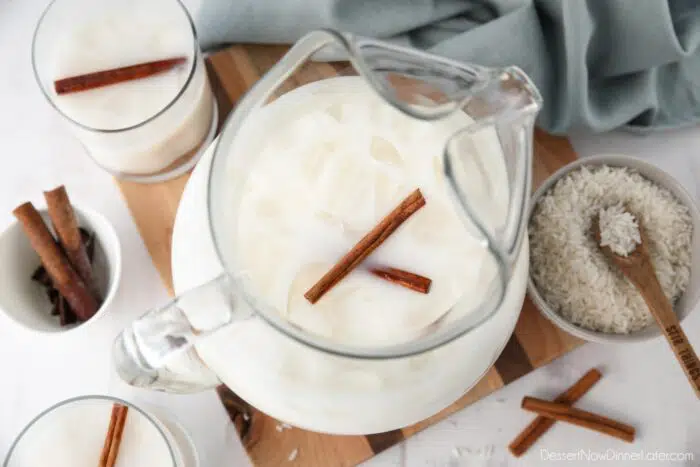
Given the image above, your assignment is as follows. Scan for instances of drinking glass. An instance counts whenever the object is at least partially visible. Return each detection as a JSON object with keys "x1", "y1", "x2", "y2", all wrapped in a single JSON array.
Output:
[
  {"x1": 3, "y1": 395, "x2": 198, "y2": 466},
  {"x1": 32, "y1": 0, "x2": 217, "y2": 183}
]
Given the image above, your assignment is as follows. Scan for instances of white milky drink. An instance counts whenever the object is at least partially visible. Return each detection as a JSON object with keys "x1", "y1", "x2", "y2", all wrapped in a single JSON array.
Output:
[
  {"x1": 5, "y1": 397, "x2": 184, "y2": 467},
  {"x1": 32, "y1": 0, "x2": 215, "y2": 180},
  {"x1": 190, "y1": 77, "x2": 526, "y2": 432}
]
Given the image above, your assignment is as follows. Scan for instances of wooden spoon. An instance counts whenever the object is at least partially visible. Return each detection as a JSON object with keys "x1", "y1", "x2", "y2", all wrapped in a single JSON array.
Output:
[{"x1": 593, "y1": 211, "x2": 700, "y2": 398}]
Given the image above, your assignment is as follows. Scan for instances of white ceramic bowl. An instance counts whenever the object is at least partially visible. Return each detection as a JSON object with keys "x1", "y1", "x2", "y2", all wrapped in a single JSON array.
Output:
[
  {"x1": 0, "y1": 204, "x2": 121, "y2": 333},
  {"x1": 528, "y1": 154, "x2": 700, "y2": 344}
]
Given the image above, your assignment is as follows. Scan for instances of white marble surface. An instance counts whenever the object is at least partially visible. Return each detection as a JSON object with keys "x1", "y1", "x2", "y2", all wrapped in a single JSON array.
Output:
[{"x1": 0, "y1": 1, "x2": 697, "y2": 465}]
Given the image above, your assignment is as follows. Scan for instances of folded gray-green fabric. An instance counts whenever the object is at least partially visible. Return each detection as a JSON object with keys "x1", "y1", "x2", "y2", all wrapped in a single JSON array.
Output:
[{"x1": 195, "y1": 0, "x2": 700, "y2": 135}]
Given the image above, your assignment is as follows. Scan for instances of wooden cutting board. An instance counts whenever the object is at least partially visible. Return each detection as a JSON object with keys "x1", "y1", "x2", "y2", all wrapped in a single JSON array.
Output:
[{"x1": 117, "y1": 44, "x2": 583, "y2": 466}]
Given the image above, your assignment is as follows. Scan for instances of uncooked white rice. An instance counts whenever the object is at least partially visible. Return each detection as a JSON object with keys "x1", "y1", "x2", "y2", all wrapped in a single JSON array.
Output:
[{"x1": 529, "y1": 165, "x2": 692, "y2": 334}]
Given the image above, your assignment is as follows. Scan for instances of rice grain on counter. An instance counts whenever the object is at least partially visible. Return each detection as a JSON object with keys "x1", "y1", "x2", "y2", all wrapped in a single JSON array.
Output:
[{"x1": 529, "y1": 165, "x2": 692, "y2": 334}]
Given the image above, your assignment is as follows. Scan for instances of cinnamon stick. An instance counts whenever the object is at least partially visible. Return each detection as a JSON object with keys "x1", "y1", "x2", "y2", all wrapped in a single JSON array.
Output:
[
  {"x1": 31, "y1": 229, "x2": 96, "y2": 324},
  {"x1": 98, "y1": 404, "x2": 121, "y2": 467},
  {"x1": 370, "y1": 267, "x2": 432, "y2": 294},
  {"x1": 99, "y1": 404, "x2": 129, "y2": 467},
  {"x1": 105, "y1": 405, "x2": 129, "y2": 467},
  {"x1": 13, "y1": 202, "x2": 99, "y2": 321},
  {"x1": 509, "y1": 368, "x2": 602, "y2": 457},
  {"x1": 304, "y1": 189, "x2": 426, "y2": 304},
  {"x1": 521, "y1": 397, "x2": 635, "y2": 443},
  {"x1": 44, "y1": 186, "x2": 99, "y2": 300},
  {"x1": 54, "y1": 57, "x2": 187, "y2": 95}
]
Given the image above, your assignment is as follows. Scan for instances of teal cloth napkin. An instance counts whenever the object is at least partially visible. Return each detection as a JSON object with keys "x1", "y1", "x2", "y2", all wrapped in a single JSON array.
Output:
[{"x1": 195, "y1": 0, "x2": 700, "y2": 134}]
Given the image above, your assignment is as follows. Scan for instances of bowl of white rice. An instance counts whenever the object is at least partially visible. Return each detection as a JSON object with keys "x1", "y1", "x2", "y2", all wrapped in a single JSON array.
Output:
[{"x1": 527, "y1": 154, "x2": 700, "y2": 344}]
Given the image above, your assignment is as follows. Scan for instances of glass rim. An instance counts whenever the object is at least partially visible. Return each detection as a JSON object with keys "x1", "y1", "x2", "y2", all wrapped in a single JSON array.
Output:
[
  {"x1": 31, "y1": 0, "x2": 199, "y2": 134},
  {"x1": 3, "y1": 394, "x2": 178, "y2": 466},
  {"x1": 206, "y1": 29, "x2": 540, "y2": 360}
]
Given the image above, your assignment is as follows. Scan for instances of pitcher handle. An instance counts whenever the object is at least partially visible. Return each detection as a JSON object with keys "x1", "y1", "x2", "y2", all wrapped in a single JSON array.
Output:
[
  {"x1": 445, "y1": 66, "x2": 540, "y2": 273},
  {"x1": 113, "y1": 274, "x2": 253, "y2": 393},
  {"x1": 492, "y1": 67, "x2": 538, "y2": 265}
]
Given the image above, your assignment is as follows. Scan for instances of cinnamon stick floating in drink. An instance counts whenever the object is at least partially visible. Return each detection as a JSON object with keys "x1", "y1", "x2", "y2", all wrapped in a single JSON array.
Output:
[
  {"x1": 370, "y1": 267, "x2": 432, "y2": 294},
  {"x1": 98, "y1": 405, "x2": 121, "y2": 467},
  {"x1": 304, "y1": 189, "x2": 426, "y2": 304},
  {"x1": 509, "y1": 368, "x2": 602, "y2": 456},
  {"x1": 45, "y1": 186, "x2": 99, "y2": 299},
  {"x1": 521, "y1": 396, "x2": 635, "y2": 443},
  {"x1": 13, "y1": 202, "x2": 99, "y2": 321},
  {"x1": 54, "y1": 57, "x2": 187, "y2": 95},
  {"x1": 99, "y1": 403, "x2": 129, "y2": 467}
]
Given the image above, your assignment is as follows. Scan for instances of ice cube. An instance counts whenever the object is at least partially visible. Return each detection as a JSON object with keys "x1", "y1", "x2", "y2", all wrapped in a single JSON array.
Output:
[{"x1": 369, "y1": 135, "x2": 403, "y2": 167}]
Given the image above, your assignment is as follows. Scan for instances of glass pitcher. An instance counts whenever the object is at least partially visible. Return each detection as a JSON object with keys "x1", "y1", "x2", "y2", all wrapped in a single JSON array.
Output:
[{"x1": 114, "y1": 29, "x2": 541, "y2": 434}]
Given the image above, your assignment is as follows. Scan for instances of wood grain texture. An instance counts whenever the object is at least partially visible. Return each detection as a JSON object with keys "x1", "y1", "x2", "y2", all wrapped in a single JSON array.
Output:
[
  {"x1": 117, "y1": 177, "x2": 188, "y2": 295},
  {"x1": 116, "y1": 44, "x2": 583, "y2": 466},
  {"x1": 594, "y1": 217, "x2": 700, "y2": 398},
  {"x1": 514, "y1": 298, "x2": 582, "y2": 368}
]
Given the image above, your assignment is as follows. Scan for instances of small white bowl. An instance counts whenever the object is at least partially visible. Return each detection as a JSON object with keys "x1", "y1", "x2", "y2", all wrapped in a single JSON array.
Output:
[
  {"x1": 528, "y1": 154, "x2": 700, "y2": 344},
  {"x1": 0, "y1": 204, "x2": 121, "y2": 333}
]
